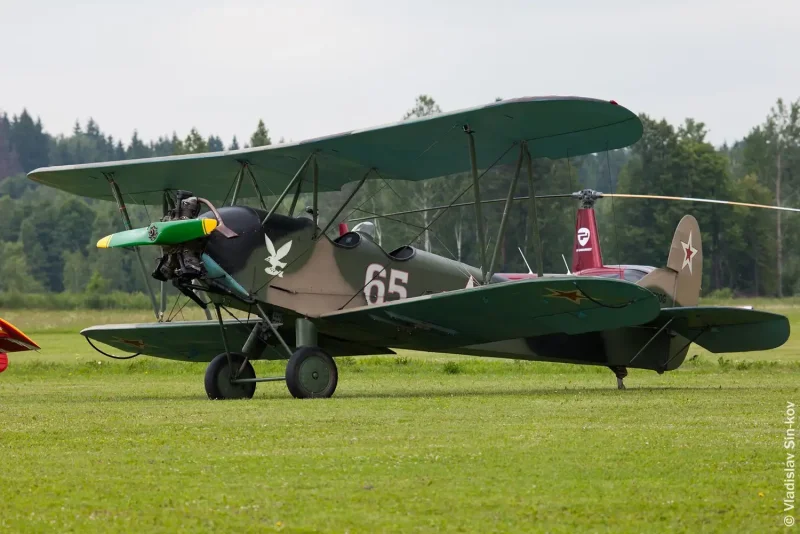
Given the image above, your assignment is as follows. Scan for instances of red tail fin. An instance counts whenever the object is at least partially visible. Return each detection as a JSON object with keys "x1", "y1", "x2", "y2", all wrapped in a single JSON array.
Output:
[{"x1": 571, "y1": 208, "x2": 603, "y2": 272}]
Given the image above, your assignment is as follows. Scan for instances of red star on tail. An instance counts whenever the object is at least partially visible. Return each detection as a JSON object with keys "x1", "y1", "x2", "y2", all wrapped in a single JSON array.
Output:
[{"x1": 680, "y1": 231, "x2": 698, "y2": 274}]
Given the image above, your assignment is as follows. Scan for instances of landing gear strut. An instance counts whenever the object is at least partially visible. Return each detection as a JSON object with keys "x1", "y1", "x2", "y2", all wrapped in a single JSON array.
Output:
[{"x1": 609, "y1": 365, "x2": 628, "y2": 390}]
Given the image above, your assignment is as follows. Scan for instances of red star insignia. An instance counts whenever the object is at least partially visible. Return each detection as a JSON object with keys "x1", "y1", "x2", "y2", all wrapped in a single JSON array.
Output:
[
  {"x1": 545, "y1": 288, "x2": 588, "y2": 304},
  {"x1": 680, "y1": 231, "x2": 698, "y2": 274}
]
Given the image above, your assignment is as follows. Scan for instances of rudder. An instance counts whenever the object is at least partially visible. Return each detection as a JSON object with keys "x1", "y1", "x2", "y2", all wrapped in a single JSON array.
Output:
[{"x1": 636, "y1": 215, "x2": 702, "y2": 308}]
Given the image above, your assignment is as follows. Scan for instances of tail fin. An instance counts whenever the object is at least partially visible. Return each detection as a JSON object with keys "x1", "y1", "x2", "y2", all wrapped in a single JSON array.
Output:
[
  {"x1": 637, "y1": 215, "x2": 702, "y2": 308},
  {"x1": 571, "y1": 208, "x2": 603, "y2": 272}
]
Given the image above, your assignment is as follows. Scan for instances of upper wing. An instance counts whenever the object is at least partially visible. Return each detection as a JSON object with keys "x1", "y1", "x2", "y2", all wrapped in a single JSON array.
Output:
[
  {"x1": 28, "y1": 97, "x2": 641, "y2": 205},
  {"x1": 654, "y1": 306, "x2": 790, "y2": 353},
  {"x1": 313, "y1": 277, "x2": 660, "y2": 350},
  {"x1": 0, "y1": 318, "x2": 40, "y2": 352}
]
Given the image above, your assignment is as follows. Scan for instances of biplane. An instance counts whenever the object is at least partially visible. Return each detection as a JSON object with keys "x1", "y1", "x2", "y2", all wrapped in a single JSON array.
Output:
[
  {"x1": 0, "y1": 318, "x2": 40, "y2": 373},
  {"x1": 27, "y1": 96, "x2": 790, "y2": 398}
]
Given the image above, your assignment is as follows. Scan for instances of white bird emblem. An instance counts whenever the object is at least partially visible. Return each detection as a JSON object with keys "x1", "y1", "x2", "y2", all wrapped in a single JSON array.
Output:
[{"x1": 265, "y1": 234, "x2": 293, "y2": 277}]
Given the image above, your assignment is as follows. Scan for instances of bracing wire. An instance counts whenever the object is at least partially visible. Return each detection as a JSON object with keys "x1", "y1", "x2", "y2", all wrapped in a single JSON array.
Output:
[
  {"x1": 251, "y1": 173, "x2": 392, "y2": 296},
  {"x1": 337, "y1": 141, "x2": 519, "y2": 310}
]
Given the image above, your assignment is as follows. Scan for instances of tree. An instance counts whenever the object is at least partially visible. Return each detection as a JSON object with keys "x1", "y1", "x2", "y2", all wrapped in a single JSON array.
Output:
[
  {"x1": 128, "y1": 130, "x2": 150, "y2": 159},
  {"x1": 0, "y1": 241, "x2": 44, "y2": 293},
  {"x1": 229, "y1": 136, "x2": 240, "y2": 150},
  {"x1": 170, "y1": 132, "x2": 186, "y2": 155},
  {"x1": 403, "y1": 95, "x2": 441, "y2": 120},
  {"x1": 741, "y1": 98, "x2": 800, "y2": 296},
  {"x1": 184, "y1": 128, "x2": 208, "y2": 154},
  {"x1": 208, "y1": 135, "x2": 224, "y2": 152},
  {"x1": 20, "y1": 203, "x2": 64, "y2": 291},
  {"x1": 0, "y1": 114, "x2": 22, "y2": 179},
  {"x1": 85, "y1": 270, "x2": 110, "y2": 294},
  {"x1": 62, "y1": 250, "x2": 91, "y2": 292},
  {"x1": 399, "y1": 95, "x2": 444, "y2": 252},
  {"x1": 57, "y1": 198, "x2": 96, "y2": 254},
  {"x1": 250, "y1": 120, "x2": 271, "y2": 147},
  {"x1": 9, "y1": 110, "x2": 49, "y2": 171},
  {"x1": 615, "y1": 115, "x2": 734, "y2": 292}
]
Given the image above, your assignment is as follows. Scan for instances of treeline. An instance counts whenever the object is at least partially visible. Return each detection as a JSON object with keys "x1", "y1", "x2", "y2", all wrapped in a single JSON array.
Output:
[
  {"x1": 0, "y1": 111, "x2": 274, "y2": 173},
  {"x1": 0, "y1": 96, "x2": 798, "y2": 300}
]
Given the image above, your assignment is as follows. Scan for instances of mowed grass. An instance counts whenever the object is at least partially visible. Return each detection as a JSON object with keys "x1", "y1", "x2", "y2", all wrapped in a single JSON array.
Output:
[{"x1": 0, "y1": 305, "x2": 799, "y2": 532}]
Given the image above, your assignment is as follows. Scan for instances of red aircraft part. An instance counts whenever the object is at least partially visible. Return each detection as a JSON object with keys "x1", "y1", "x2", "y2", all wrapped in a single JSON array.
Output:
[
  {"x1": 0, "y1": 353, "x2": 7, "y2": 373},
  {"x1": 0, "y1": 318, "x2": 40, "y2": 355},
  {"x1": 500, "y1": 266, "x2": 625, "y2": 281},
  {"x1": 572, "y1": 208, "x2": 603, "y2": 272}
]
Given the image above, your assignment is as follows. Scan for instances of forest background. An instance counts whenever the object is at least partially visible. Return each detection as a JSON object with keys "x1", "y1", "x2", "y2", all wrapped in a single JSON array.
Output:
[{"x1": 1, "y1": 94, "x2": 798, "y2": 308}]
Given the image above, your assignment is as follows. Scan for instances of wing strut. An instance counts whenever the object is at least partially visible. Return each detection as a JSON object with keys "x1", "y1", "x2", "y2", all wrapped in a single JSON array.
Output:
[
  {"x1": 288, "y1": 173, "x2": 304, "y2": 216},
  {"x1": 525, "y1": 145, "x2": 544, "y2": 277},
  {"x1": 260, "y1": 152, "x2": 315, "y2": 226},
  {"x1": 312, "y1": 158, "x2": 320, "y2": 237},
  {"x1": 245, "y1": 164, "x2": 270, "y2": 212},
  {"x1": 486, "y1": 144, "x2": 524, "y2": 281},
  {"x1": 465, "y1": 128, "x2": 488, "y2": 282},
  {"x1": 106, "y1": 174, "x2": 161, "y2": 321},
  {"x1": 229, "y1": 165, "x2": 245, "y2": 206}
]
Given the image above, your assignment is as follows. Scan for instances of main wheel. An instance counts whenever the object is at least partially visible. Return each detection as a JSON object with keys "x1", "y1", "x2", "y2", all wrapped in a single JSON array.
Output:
[
  {"x1": 285, "y1": 346, "x2": 338, "y2": 399},
  {"x1": 204, "y1": 352, "x2": 256, "y2": 400}
]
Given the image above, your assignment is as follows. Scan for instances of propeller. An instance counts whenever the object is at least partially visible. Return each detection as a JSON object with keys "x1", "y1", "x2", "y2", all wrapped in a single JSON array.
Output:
[
  {"x1": 600, "y1": 192, "x2": 800, "y2": 213},
  {"x1": 347, "y1": 188, "x2": 799, "y2": 222}
]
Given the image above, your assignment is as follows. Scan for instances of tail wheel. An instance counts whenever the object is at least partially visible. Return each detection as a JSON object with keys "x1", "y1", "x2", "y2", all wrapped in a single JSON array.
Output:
[
  {"x1": 285, "y1": 347, "x2": 338, "y2": 399},
  {"x1": 204, "y1": 352, "x2": 256, "y2": 400}
]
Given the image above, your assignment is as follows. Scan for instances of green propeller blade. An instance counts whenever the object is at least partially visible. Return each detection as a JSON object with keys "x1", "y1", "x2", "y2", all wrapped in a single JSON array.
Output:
[{"x1": 97, "y1": 219, "x2": 218, "y2": 249}]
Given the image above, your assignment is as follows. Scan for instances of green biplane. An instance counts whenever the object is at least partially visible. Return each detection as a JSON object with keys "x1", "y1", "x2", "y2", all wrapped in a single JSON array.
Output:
[{"x1": 28, "y1": 96, "x2": 790, "y2": 398}]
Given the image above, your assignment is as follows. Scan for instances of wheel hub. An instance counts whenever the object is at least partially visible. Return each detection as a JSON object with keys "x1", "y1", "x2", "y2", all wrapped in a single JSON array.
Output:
[{"x1": 299, "y1": 356, "x2": 330, "y2": 394}]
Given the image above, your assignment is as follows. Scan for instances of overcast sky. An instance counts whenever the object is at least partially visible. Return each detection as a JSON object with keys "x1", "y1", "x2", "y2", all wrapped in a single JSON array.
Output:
[{"x1": 2, "y1": 0, "x2": 797, "y2": 148}]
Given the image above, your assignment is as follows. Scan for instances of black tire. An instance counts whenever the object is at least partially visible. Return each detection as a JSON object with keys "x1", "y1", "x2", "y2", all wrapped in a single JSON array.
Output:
[
  {"x1": 285, "y1": 346, "x2": 338, "y2": 399},
  {"x1": 204, "y1": 352, "x2": 256, "y2": 400}
]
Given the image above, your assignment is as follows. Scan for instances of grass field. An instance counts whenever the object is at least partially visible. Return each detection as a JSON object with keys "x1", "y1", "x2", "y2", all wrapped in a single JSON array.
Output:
[{"x1": 1, "y1": 305, "x2": 799, "y2": 532}]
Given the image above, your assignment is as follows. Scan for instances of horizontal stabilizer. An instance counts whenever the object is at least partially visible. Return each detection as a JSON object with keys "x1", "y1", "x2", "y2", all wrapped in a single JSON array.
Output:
[
  {"x1": 656, "y1": 306, "x2": 790, "y2": 353},
  {"x1": 97, "y1": 219, "x2": 217, "y2": 248},
  {"x1": 316, "y1": 277, "x2": 661, "y2": 350}
]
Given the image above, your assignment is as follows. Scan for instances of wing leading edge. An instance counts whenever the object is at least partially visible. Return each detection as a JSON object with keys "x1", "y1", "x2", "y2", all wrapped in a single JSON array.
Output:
[
  {"x1": 314, "y1": 277, "x2": 661, "y2": 350},
  {"x1": 28, "y1": 97, "x2": 641, "y2": 205}
]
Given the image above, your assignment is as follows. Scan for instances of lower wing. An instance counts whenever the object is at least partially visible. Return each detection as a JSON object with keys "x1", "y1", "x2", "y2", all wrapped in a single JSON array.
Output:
[
  {"x1": 314, "y1": 277, "x2": 661, "y2": 350},
  {"x1": 81, "y1": 320, "x2": 393, "y2": 361}
]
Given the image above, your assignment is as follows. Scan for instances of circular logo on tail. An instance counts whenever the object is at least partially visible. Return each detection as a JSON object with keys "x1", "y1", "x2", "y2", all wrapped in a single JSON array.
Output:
[{"x1": 577, "y1": 227, "x2": 590, "y2": 247}]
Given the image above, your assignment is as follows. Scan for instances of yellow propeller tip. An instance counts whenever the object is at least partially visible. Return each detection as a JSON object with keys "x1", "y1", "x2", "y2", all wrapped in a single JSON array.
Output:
[
  {"x1": 96, "y1": 235, "x2": 112, "y2": 248},
  {"x1": 202, "y1": 218, "x2": 218, "y2": 234}
]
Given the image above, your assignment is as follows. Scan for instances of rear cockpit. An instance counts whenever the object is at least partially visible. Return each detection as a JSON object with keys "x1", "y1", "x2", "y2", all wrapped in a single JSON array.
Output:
[{"x1": 334, "y1": 224, "x2": 417, "y2": 261}]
